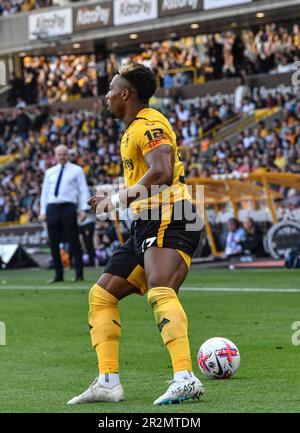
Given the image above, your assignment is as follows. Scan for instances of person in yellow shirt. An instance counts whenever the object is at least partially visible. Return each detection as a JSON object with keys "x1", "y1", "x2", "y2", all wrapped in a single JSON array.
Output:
[
  {"x1": 68, "y1": 63, "x2": 204, "y2": 406},
  {"x1": 274, "y1": 148, "x2": 287, "y2": 170},
  {"x1": 54, "y1": 110, "x2": 65, "y2": 130}
]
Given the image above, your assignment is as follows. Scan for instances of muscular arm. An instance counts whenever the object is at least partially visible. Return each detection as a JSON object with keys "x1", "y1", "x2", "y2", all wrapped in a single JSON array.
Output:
[
  {"x1": 120, "y1": 144, "x2": 175, "y2": 207},
  {"x1": 88, "y1": 145, "x2": 175, "y2": 213}
]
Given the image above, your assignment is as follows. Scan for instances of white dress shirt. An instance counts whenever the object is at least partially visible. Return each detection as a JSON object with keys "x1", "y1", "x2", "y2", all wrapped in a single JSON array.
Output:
[
  {"x1": 40, "y1": 162, "x2": 90, "y2": 215},
  {"x1": 225, "y1": 228, "x2": 246, "y2": 256}
]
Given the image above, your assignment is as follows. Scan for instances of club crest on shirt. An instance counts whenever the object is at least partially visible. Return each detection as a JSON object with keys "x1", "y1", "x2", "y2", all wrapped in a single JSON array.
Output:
[{"x1": 122, "y1": 157, "x2": 134, "y2": 170}]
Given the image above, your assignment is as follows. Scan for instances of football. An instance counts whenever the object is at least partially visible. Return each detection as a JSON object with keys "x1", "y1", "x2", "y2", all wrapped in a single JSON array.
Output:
[{"x1": 197, "y1": 337, "x2": 240, "y2": 380}]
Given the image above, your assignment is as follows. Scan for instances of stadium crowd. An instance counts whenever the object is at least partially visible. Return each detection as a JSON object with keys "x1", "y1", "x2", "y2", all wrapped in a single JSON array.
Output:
[
  {"x1": 0, "y1": 0, "x2": 51, "y2": 15},
  {"x1": 114, "y1": 22, "x2": 300, "y2": 85},
  {"x1": 9, "y1": 55, "x2": 97, "y2": 106},
  {"x1": 7, "y1": 22, "x2": 300, "y2": 105},
  {"x1": 1, "y1": 87, "x2": 300, "y2": 225}
]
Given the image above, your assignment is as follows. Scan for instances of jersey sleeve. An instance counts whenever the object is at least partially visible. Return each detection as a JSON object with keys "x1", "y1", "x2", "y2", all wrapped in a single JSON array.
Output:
[{"x1": 137, "y1": 121, "x2": 174, "y2": 157}]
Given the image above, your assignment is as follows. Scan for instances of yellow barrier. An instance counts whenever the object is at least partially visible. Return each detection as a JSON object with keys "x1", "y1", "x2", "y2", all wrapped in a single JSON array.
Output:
[
  {"x1": 254, "y1": 107, "x2": 280, "y2": 122},
  {"x1": 187, "y1": 172, "x2": 300, "y2": 257},
  {"x1": 0, "y1": 154, "x2": 21, "y2": 167}
]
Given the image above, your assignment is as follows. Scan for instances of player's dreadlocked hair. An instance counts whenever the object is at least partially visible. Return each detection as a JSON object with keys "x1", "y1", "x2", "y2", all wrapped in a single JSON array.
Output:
[{"x1": 118, "y1": 63, "x2": 156, "y2": 102}]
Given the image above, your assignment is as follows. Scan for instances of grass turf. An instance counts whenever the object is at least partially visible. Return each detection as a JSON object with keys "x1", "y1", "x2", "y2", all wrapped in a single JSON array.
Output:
[{"x1": 0, "y1": 267, "x2": 299, "y2": 413}]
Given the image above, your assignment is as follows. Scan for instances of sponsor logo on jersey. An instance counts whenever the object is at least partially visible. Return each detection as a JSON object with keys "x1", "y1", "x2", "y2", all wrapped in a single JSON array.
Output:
[
  {"x1": 122, "y1": 157, "x2": 134, "y2": 170},
  {"x1": 147, "y1": 136, "x2": 166, "y2": 149}
]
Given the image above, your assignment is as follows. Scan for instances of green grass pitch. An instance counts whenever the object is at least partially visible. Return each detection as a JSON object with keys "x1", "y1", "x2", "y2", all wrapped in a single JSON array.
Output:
[{"x1": 0, "y1": 267, "x2": 299, "y2": 413}]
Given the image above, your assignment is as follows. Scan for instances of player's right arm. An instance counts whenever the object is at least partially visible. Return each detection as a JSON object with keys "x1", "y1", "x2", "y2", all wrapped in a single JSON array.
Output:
[
  {"x1": 119, "y1": 143, "x2": 174, "y2": 208},
  {"x1": 88, "y1": 122, "x2": 175, "y2": 213}
]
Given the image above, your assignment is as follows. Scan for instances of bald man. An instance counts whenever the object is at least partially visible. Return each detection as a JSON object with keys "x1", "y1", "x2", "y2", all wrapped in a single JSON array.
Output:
[{"x1": 39, "y1": 145, "x2": 90, "y2": 283}]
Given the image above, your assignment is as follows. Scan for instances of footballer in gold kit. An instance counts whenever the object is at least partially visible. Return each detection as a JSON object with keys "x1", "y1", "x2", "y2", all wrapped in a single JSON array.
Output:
[{"x1": 68, "y1": 63, "x2": 205, "y2": 406}]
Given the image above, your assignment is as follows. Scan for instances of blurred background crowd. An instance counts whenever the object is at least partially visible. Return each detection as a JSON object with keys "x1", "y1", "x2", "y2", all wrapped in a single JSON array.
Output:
[
  {"x1": 9, "y1": 55, "x2": 97, "y2": 106},
  {"x1": 6, "y1": 22, "x2": 300, "y2": 105},
  {"x1": 114, "y1": 22, "x2": 300, "y2": 84},
  {"x1": 1, "y1": 89, "x2": 300, "y2": 225},
  {"x1": 0, "y1": 0, "x2": 51, "y2": 15},
  {"x1": 1, "y1": 10, "x2": 300, "y2": 262}
]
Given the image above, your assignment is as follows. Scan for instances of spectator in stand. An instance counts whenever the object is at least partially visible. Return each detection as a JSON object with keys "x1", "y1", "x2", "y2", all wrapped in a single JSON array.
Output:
[
  {"x1": 175, "y1": 103, "x2": 190, "y2": 122},
  {"x1": 234, "y1": 70, "x2": 251, "y2": 113},
  {"x1": 7, "y1": 74, "x2": 25, "y2": 107},
  {"x1": 5, "y1": 22, "x2": 300, "y2": 106},
  {"x1": 113, "y1": 22, "x2": 300, "y2": 87},
  {"x1": 274, "y1": 147, "x2": 287, "y2": 170},
  {"x1": 224, "y1": 218, "x2": 246, "y2": 257},
  {"x1": 232, "y1": 31, "x2": 246, "y2": 75},
  {"x1": 21, "y1": 55, "x2": 97, "y2": 105},
  {"x1": 0, "y1": 0, "x2": 52, "y2": 15},
  {"x1": 0, "y1": 111, "x2": 7, "y2": 138},
  {"x1": 241, "y1": 97, "x2": 256, "y2": 116},
  {"x1": 239, "y1": 218, "x2": 265, "y2": 257},
  {"x1": 94, "y1": 220, "x2": 120, "y2": 266},
  {"x1": 15, "y1": 107, "x2": 31, "y2": 140},
  {"x1": 208, "y1": 36, "x2": 224, "y2": 80}
]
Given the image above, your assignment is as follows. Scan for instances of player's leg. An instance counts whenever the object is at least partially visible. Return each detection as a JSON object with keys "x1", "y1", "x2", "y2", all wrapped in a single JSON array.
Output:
[
  {"x1": 144, "y1": 246, "x2": 204, "y2": 405},
  {"x1": 68, "y1": 239, "x2": 144, "y2": 405},
  {"x1": 68, "y1": 273, "x2": 139, "y2": 405},
  {"x1": 88, "y1": 273, "x2": 139, "y2": 380}
]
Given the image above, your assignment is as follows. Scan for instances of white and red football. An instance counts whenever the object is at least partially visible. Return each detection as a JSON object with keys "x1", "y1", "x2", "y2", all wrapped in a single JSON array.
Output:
[{"x1": 197, "y1": 337, "x2": 240, "y2": 380}]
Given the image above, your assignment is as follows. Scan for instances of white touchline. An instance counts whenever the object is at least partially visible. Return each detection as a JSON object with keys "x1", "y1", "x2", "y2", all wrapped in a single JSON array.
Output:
[
  {"x1": 181, "y1": 287, "x2": 300, "y2": 293},
  {"x1": 0, "y1": 286, "x2": 299, "y2": 293}
]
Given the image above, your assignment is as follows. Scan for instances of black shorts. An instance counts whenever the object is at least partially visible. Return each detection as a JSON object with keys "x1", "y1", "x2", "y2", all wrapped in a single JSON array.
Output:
[{"x1": 104, "y1": 200, "x2": 202, "y2": 295}]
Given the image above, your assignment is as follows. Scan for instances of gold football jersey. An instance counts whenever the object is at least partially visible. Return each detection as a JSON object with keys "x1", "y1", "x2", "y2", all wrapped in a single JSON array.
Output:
[{"x1": 120, "y1": 107, "x2": 191, "y2": 213}]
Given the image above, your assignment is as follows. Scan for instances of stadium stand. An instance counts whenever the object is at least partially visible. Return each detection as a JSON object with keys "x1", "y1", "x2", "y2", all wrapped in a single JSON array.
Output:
[
  {"x1": 1, "y1": 0, "x2": 300, "y2": 259},
  {"x1": 0, "y1": 88, "x2": 299, "y2": 225},
  {"x1": 0, "y1": 0, "x2": 52, "y2": 15},
  {"x1": 22, "y1": 55, "x2": 98, "y2": 104},
  {"x1": 6, "y1": 22, "x2": 300, "y2": 106},
  {"x1": 111, "y1": 23, "x2": 300, "y2": 85}
]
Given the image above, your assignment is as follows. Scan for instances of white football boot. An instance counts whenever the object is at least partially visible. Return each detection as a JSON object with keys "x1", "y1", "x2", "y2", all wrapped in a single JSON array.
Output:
[
  {"x1": 67, "y1": 377, "x2": 125, "y2": 405},
  {"x1": 153, "y1": 375, "x2": 205, "y2": 406}
]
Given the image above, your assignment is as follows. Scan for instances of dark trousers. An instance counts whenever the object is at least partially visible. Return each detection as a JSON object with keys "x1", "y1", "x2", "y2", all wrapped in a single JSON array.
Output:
[
  {"x1": 46, "y1": 203, "x2": 83, "y2": 279},
  {"x1": 79, "y1": 222, "x2": 95, "y2": 266}
]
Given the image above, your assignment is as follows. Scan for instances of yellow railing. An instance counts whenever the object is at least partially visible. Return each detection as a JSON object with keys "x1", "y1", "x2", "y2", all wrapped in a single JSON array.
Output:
[
  {"x1": 0, "y1": 221, "x2": 24, "y2": 226},
  {"x1": 201, "y1": 113, "x2": 241, "y2": 140},
  {"x1": 187, "y1": 172, "x2": 300, "y2": 257},
  {"x1": 179, "y1": 105, "x2": 283, "y2": 162},
  {"x1": 178, "y1": 113, "x2": 242, "y2": 161},
  {"x1": 0, "y1": 154, "x2": 21, "y2": 167},
  {"x1": 255, "y1": 107, "x2": 280, "y2": 122}
]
